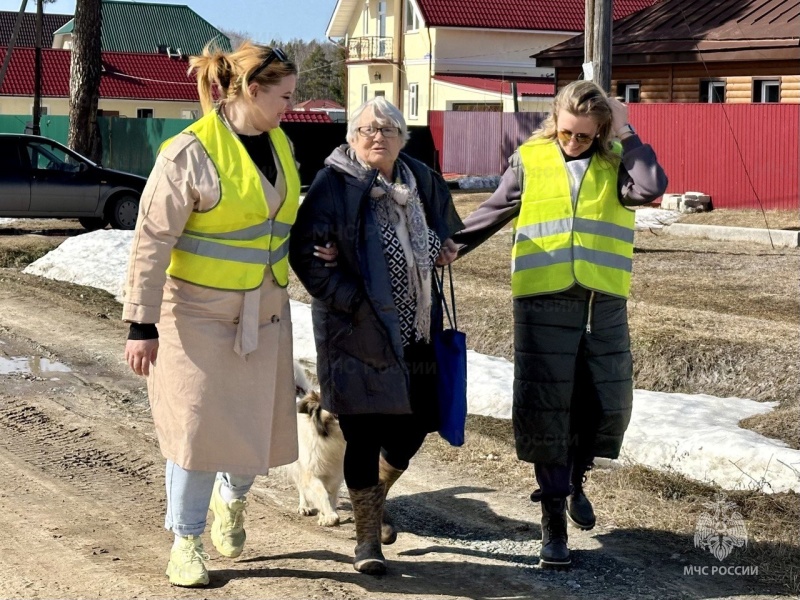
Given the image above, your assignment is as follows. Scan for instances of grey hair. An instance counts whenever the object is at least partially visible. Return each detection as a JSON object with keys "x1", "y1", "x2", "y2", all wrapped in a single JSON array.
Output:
[{"x1": 346, "y1": 96, "x2": 410, "y2": 145}]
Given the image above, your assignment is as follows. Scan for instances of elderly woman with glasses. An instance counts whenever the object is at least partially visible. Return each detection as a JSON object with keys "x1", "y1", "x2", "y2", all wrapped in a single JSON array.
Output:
[
  {"x1": 452, "y1": 80, "x2": 667, "y2": 568},
  {"x1": 122, "y1": 42, "x2": 336, "y2": 587},
  {"x1": 290, "y1": 96, "x2": 462, "y2": 575}
]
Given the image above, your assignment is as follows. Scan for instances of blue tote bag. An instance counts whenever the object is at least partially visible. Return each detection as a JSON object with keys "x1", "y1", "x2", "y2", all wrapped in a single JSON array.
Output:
[{"x1": 433, "y1": 265, "x2": 468, "y2": 447}]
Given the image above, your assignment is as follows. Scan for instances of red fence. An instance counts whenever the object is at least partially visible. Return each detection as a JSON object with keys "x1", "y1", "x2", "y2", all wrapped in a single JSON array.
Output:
[{"x1": 431, "y1": 104, "x2": 799, "y2": 210}]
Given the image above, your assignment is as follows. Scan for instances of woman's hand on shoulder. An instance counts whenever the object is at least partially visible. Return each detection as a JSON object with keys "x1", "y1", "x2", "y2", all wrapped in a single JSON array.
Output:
[
  {"x1": 125, "y1": 339, "x2": 159, "y2": 376},
  {"x1": 314, "y1": 241, "x2": 338, "y2": 268}
]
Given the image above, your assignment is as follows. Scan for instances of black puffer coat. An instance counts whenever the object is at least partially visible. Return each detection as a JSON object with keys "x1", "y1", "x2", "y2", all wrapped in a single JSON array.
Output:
[
  {"x1": 512, "y1": 285, "x2": 633, "y2": 465},
  {"x1": 289, "y1": 149, "x2": 463, "y2": 416}
]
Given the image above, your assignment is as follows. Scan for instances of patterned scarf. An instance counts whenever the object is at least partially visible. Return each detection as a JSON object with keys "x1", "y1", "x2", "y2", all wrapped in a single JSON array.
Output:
[{"x1": 369, "y1": 159, "x2": 432, "y2": 342}]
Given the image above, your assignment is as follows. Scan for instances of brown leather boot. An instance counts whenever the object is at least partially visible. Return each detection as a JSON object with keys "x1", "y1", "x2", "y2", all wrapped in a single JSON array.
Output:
[
  {"x1": 378, "y1": 454, "x2": 404, "y2": 545},
  {"x1": 348, "y1": 484, "x2": 386, "y2": 575}
]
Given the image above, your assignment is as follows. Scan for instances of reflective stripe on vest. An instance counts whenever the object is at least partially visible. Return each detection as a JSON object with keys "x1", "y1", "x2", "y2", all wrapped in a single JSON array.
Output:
[
  {"x1": 164, "y1": 111, "x2": 301, "y2": 290},
  {"x1": 511, "y1": 139, "x2": 634, "y2": 299}
]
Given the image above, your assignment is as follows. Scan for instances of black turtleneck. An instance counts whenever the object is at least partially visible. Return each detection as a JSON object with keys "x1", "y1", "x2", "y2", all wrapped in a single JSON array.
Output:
[{"x1": 237, "y1": 132, "x2": 278, "y2": 186}]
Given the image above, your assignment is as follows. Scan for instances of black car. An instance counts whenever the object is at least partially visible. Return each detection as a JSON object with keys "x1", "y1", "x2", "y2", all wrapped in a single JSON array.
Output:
[{"x1": 0, "y1": 133, "x2": 147, "y2": 230}]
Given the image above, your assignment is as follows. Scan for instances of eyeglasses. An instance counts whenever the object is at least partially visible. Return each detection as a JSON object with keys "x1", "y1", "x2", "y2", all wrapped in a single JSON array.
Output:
[
  {"x1": 356, "y1": 125, "x2": 401, "y2": 138},
  {"x1": 250, "y1": 47, "x2": 289, "y2": 82},
  {"x1": 557, "y1": 129, "x2": 595, "y2": 145}
]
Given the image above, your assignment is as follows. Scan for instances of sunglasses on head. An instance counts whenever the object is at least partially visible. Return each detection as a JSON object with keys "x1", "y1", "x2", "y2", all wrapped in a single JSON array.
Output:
[
  {"x1": 250, "y1": 47, "x2": 289, "y2": 81},
  {"x1": 557, "y1": 129, "x2": 595, "y2": 145}
]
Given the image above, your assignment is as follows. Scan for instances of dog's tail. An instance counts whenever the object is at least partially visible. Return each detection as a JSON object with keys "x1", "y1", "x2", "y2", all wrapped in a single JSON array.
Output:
[{"x1": 297, "y1": 390, "x2": 334, "y2": 438}]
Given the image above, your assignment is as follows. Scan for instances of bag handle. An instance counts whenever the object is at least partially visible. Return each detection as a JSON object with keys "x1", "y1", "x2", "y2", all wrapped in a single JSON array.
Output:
[{"x1": 434, "y1": 264, "x2": 458, "y2": 330}]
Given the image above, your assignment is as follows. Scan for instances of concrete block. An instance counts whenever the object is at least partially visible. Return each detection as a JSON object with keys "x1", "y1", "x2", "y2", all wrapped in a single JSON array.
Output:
[
  {"x1": 680, "y1": 191, "x2": 712, "y2": 213},
  {"x1": 662, "y1": 223, "x2": 799, "y2": 248},
  {"x1": 661, "y1": 193, "x2": 682, "y2": 210}
]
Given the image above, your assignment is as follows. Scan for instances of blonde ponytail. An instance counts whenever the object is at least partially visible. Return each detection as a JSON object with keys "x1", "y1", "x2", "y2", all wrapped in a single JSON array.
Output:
[
  {"x1": 188, "y1": 41, "x2": 297, "y2": 114},
  {"x1": 189, "y1": 44, "x2": 235, "y2": 114}
]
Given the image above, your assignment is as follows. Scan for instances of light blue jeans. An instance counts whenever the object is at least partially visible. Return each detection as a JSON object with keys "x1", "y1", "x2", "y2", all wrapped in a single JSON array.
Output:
[{"x1": 164, "y1": 460, "x2": 256, "y2": 536}]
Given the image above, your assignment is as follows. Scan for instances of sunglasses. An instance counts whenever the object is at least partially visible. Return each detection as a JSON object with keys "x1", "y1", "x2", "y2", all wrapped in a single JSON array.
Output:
[
  {"x1": 357, "y1": 125, "x2": 401, "y2": 138},
  {"x1": 557, "y1": 129, "x2": 595, "y2": 145},
  {"x1": 250, "y1": 47, "x2": 289, "y2": 81}
]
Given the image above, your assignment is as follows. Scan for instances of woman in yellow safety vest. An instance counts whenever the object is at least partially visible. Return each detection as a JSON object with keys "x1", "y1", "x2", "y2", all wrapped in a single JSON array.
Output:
[
  {"x1": 453, "y1": 80, "x2": 668, "y2": 568},
  {"x1": 122, "y1": 42, "x2": 335, "y2": 587}
]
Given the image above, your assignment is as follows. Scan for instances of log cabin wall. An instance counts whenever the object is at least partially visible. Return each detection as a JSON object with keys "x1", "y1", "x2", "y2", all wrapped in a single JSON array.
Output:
[{"x1": 554, "y1": 61, "x2": 800, "y2": 103}]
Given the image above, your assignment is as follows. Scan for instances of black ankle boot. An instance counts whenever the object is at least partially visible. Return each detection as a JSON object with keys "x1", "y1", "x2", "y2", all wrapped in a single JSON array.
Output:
[
  {"x1": 567, "y1": 463, "x2": 596, "y2": 531},
  {"x1": 540, "y1": 497, "x2": 571, "y2": 568}
]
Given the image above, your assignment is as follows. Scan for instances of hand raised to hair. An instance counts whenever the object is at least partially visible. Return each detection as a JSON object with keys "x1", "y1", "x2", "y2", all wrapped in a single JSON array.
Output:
[{"x1": 608, "y1": 96, "x2": 630, "y2": 134}]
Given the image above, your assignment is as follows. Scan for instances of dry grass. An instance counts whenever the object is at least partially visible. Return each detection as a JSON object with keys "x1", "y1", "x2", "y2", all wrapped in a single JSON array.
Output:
[
  {"x1": 591, "y1": 466, "x2": 800, "y2": 593},
  {"x1": 0, "y1": 236, "x2": 65, "y2": 268}
]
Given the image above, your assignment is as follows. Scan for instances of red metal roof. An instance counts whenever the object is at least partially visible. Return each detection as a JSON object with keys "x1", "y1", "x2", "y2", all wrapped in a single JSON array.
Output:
[
  {"x1": 281, "y1": 110, "x2": 334, "y2": 123},
  {"x1": 434, "y1": 75, "x2": 555, "y2": 96},
  {"x1": 294, "y1": 99, "x2": 345, "y2": 110},
  {"x1": 416, "y1": 0, "x2": 660, "y2": 31},
  {"x1": 0, "y1": 47, "x2": 198, "y2": 101}
]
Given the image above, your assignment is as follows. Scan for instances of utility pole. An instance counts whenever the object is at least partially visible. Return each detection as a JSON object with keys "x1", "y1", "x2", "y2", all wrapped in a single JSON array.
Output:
[
  {"x1": 32, "y1": 0, "x2": 43, "y2": 135},
  {"x1": 584, "y1": 0, "x2": 613, "y2": 92}
]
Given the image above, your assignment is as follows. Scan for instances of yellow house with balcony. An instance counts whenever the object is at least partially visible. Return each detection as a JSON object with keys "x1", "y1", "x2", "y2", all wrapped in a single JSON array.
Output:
[{"x1": 326, "y1": 0, "x2": 658, "y2": 125}]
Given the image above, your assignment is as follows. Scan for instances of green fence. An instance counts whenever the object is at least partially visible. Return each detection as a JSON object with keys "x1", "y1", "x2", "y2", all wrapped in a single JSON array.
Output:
[{"x1": 0, "y1": 115, "x2": 190, "y2": 176}]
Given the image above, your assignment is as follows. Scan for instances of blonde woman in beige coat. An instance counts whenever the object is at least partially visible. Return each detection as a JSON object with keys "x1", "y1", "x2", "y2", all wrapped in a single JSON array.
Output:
[{"x1": 122, "y1": 42, "x2": 335, "y2": 588}]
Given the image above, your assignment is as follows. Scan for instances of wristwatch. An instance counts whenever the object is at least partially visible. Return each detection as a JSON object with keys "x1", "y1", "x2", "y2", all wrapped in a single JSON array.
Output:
[{"x1": 616, "y1": 124, "x2": 636, "y2": 139}]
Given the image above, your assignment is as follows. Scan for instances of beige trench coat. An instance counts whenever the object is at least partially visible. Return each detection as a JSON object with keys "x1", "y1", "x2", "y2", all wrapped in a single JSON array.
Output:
[{"x1": 122, "y1": 131, "x2": 298, "y2": 475}]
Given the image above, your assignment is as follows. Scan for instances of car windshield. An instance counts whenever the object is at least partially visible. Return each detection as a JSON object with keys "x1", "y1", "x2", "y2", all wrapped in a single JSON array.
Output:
[{"x1": 26, "y1": 141, "x2": 94, "y2": 172}]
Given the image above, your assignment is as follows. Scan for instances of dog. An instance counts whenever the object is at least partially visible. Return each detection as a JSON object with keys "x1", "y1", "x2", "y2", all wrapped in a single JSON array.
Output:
[{"x1": 289, "y1": 362, "x2": 346, "y2": 527}]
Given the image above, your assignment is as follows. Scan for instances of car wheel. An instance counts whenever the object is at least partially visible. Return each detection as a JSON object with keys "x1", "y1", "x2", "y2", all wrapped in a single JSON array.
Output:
[
  {"x1": 78, "y1": 217, "x2": 108, "y2": 231},
  {"x1": 107, "y1": 194, "x2": 139, "y2": 230}
]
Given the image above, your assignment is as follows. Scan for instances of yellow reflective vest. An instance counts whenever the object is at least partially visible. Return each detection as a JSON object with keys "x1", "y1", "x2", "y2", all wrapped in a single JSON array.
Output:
[
  {"x1": 163, "y1": 111, "x2": 301, "y2": 290},
  {"x1": 511, "y1": 139, "x2": 634, "y2": 299}
]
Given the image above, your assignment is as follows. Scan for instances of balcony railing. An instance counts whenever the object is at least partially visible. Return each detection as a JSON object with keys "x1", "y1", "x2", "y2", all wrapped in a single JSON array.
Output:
[{"x1": 347, "y1": 36, "x2": 394, "y2": 62}]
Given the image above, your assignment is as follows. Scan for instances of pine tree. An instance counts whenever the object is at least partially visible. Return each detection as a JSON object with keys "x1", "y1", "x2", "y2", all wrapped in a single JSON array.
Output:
[
  {"x1": 68, "y1": 0, "x2": 102, "y2": 162},
  {"x1": 299, "y1": 45, "x2": 333, "y2": 103}
]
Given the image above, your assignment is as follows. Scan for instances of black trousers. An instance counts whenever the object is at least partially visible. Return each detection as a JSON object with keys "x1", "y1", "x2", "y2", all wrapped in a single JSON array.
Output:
[
  {"x1": 338, "y1": 413, "x2": 429, "y2": 490},
  {"x1": 337, "y1": 341, "x2": 439, "y2": 490}
]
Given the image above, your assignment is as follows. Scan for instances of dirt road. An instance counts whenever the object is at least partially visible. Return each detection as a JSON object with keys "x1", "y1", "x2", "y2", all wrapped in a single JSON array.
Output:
[{"x1": 0, "y1": 264, "x2": 784, "y2": 600}]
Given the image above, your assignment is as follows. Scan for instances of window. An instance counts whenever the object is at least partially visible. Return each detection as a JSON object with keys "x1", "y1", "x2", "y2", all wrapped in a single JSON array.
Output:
[
  {"x1": 377, "y1": 1, "x2": 387, "y2": 56},
  {"x1": 753, "y1": 79, "x2": 780, "y2": 103},
  {"x1": 137, "y1": 108, "x2": 154, "y2": 118},
  {"x1": 181, "y1": 109, "x2": 199, "y2": 120},
  {"x1": 26, "y1": 141, "x2": 83, "y2": 173},
  {"x1": 404, "y1": 0, "x2": 420, "y2": 31},
  {"x1": 30, "y1": 105, "x2": 49, "y2": 116},
  {"x1": 362, "y1": 1, "x2": 369, "y2": 35},
  {"x1": 374, "y1": 90, "x2": 385, "y2": 97},
  {"x1": 0, "y1": 141, "x2": 24, "y2": 172},
  {"x1": 361, "y1": 84, "x2": 368, "y2": 104},
  {"x1": 409, "y1": 83, "x2": 419, "y2": 119},
  {"x1": 616, "y1": 82, "x2": 640, "y2": 103},
  {"x1": 700, "y1": 80, "x2": 726, "y2": 103}
]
